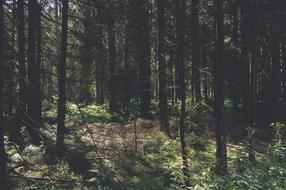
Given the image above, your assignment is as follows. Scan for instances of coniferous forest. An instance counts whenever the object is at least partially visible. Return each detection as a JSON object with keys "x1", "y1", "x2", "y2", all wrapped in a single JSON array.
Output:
[{"x1": 0, "y1": 0, "x2": 286, "y2": 189}]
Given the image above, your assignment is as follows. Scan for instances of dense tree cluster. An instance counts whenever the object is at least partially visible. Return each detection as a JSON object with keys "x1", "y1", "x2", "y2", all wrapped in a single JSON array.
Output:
[{"x1": 0, "y1": 0, "x2": 286, "y2": 188}]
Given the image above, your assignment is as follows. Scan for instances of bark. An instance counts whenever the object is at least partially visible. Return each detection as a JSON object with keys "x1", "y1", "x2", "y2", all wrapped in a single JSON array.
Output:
[
  {"x1": 248, "y1": 0, "x2": 258, "y2": 163},
  {"x1": 231, "y1": 1, "x2": 240, "y2": 110},
  {"x1": 56, "y1": 0, "x2": 69, "y2": 150},
  {"x1": 35, "y1": 2, "x2": 42, "y2": 130},
  {"x1": 0, "y1": 0, "x2": 8, "y2": 187},
  {"x1": 27, "y1": 0, "x2": 41, "y2": 144},
  {"x1": 11, "y1": 0, "x2": 26, "y2": 143},
  {"x1": 132, "y1": 0, "x2": 152, "y2": 118},
  {"x1": 108, "y1": 16, "x2": 118, "y2": 113},
  {"x1": 214, "y1": 0, "x2": 227, "y2": 174},
  {"x1": 177, "y1": 0, "x2": 190, "y2": 187},
  {"x1": 95, "y1": 16, "x2": 105, "y2": 105},
  {"x1": 191, "y1": 0, "x2": 201, "y2": 104},
  {"x1": 79, "y1": 11, "x2": 93, "y2": 105},
  {"x1": 158, "y1": 0, "x2": 170, "y2": 135},
  {"x1": 240, "y1": 0, "x2": 250, "y2": 112}
]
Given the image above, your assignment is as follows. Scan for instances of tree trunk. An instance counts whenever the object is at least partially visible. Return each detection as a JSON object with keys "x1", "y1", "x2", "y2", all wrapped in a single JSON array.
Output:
[
  {"x1": 35, "y1": 2, "x2": 42, "y2": 130},
  {"x1": 214, "y1": 0, "x2": 227, "y2": 174},
  {"x1": 108, "y1": 16, "x2": 118, "y2": 113},
  {"x1": 8, "y1": 0, "x2": 16, "y2": 116},
  {"x1": 56, "y1": 0, "x2": 68, "y2": 150},
  {"x1": 177, "y1": 0, "x2": 191, "y2": 187},
  {"x1": 191, "y1": 0, "x2": 201, "y2": 104},
  {"x1": 0, "y1": 0, "x2": 8, "y2": 186},
  {"x1": 231, "y1": 1, "x2": 240, "y2": 110},
  {"x1": 248, "y1": 0, "x2": 258, "y2": 163},
  {"x1": 27, "y1": 0, "x2": 41, "y2": 144},
  {"x1": 133, "y1": 0, "x2": 151, "y2": 118},
  {"x1": 158, "y1": 0, "x2": 170, "y2": 135},
  {"x1": 240, "y1": 0, "x2": 250, "y2": 112},
  {"x1": 10, "y1": 0, "x2": 26, "y2": 143},
  {"x1": 95, "y1": 20, "x2": 105, "y2": 105}
]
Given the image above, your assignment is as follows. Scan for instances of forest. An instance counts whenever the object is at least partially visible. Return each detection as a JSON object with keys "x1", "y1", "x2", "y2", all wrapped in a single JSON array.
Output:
[{"x1": 0, "y1": 0, "x2": 286, "y2": 189}]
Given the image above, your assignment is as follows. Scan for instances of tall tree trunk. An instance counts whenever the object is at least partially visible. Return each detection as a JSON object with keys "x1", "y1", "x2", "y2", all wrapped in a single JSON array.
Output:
[
  {"x1": 27, "y1": 0, "x2": 41, "y2": 144},
  {"x1": 248, "y1": 0, "x2": 258, "y2": 163},
  {"x1": 108, "y1": 16, "x2": 118, "y2": 113},
  {"x1": 56, "y1": 0, "x2": 68, "y2": 150},
  {"x1": 0, "y1": 0, "x2": 8, "y2": 186},
  {"x1": 175, "y1": 1, "x2": 181, "y2": 103},
  {"x1": 8, "y1": 0, "x2": 16, "y2": 115},
  {"x1": 214, "y1": 0, "x2": 227, "y2": 174},
  {"x1": 10, "y1": 0, "x2": 26, "y2": 143},
  {"x1": 95, "y1": 18, "x2": 105, "y2": 105},
  {"x1": 134, "y1": 0, "x2": 151, "y2": 118},
  {"x1": 191, "y1": 0, "x2": 201, "y2": 104},
  {"x1": 240, "y1": 0, "x2": 250, "y2": 112},
  {"x1": 80, "y1": 11, "x2": 93, "y2": 105},
  {"x1": 231, "y1": 1, "x2": 240, "y2": 110},
  {"x1": 177, "y1": 0, "x2": 190, "y2": 187},
  {"x1": 35, "y1": 2, "x2": 42, "y2": 127},
  {"x1": 158, "y1": 0, "x2": 170, "y2": 135}
]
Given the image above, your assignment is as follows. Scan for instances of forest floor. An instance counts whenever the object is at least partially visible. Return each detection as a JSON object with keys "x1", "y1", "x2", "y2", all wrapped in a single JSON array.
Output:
[{"x1": 5, "y1": 102, "x2": 286, "y2": 189}]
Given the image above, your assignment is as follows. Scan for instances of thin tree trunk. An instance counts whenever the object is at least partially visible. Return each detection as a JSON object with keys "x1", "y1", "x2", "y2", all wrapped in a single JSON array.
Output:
[
  {"x1": 56, "y1": 0, "x2": 69, "y2": 150},
  {"x1": 158, "y1": 0, "x2": 170, "y2": 135},
  {"x1": 133, "y1": 0, "x2": 151, "y2": 118},
  {"x1": 108, "y1": 16, "x2": 118, "y2": 113},
  {"x1": 191, "y1": 0, "x2": 201, "y2": 104},
  {"x1": 10, "y1": 0, "x2": 26, "y2": 143},
  {"x1": 248, "y1": 1, "x2": 258, "y2": 163},
  {"x1": 9, "y1": 0, "x2": 16, "y2": 115},
  {"x1": 177, "y1": 0, "x2": 190, "y2": 187},
  {"x1": 35, "y1": 2, "x2": 42, "y2": 126},
  {"x1": 231, "y1": 1, "x2": 240, "y2": 110},
  {"x1": 27, "y1": 0, "x2": 41, "y2": 144},
  {"x1": 0, "y1": 0, "x2": 8, "y2": 187},
  {"x1": 214, "y1": 0, "x2": 227, "y2": 174}
]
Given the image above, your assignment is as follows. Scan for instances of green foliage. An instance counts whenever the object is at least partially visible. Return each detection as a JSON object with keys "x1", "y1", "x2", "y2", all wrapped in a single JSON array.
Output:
[{"x1": 186, "y1": 133, "x2": 208, "y2": 151}]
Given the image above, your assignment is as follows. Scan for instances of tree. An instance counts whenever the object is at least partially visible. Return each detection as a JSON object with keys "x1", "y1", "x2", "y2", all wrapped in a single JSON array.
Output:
[
  {"x1": 157, "y1": 0, "x2": 170, "y2": 135},
  {"x1": 191, "y1": 0, "x2": 201, "y2": 104},
  {"x1": 214, "y1": 0, "x2": 227, "y2": 174},
  {"x1": 107, "y1": 7, "x2": 118, "y2": 113},
  {"x1": 247, "y1": 0, "x2": 258, "y2": 163},
  {"x1": 132, "y1": 0, "x2": 152, "y2": 118},
  {"x1": 35, "y1": 1, "x2": 42, "y2": 134},
  {"x1": 56, "y1": 0, "x2": 69, "y2": 150},
  {"x1": 177, "y1": 0, "x2": 190, "y2": 187},
  {"x1": 10, "y1": 0, "x2": 26, "y2": 143},
  {"x1": 0, "y1": 0, "x2": 7, "y2": 186},
  {"x1": 231, "y1": 0, "x2": 240, "y2": 110},
  {"x1": 95, "y1": 13, "x2": 105, "y2": 105},
  {"x1": 27, "y1": 0, "x2": 41, "y2": 144}
]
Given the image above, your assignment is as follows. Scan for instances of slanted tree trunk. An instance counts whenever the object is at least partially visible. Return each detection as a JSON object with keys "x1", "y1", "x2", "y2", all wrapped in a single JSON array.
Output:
[
  {"x1": 158, "y1": 0, "x2": 170, "y2": 135},
  {"x1": 214, "y1": 0, "x2": 227, "y2": 174},
  {"x1": 56, "y1": 0, "x2": 68, "y2": 150},
  {"x1": 0, "y1": 0, "x2": 8, "y2": 186}
]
